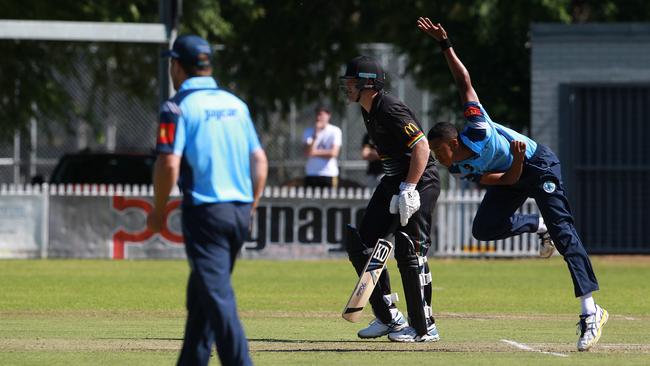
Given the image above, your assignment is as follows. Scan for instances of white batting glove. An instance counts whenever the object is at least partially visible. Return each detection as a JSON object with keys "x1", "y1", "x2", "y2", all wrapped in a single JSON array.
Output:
[
  {"x1": 390, "y1": 182, "x2": 420, "y2": 226},
  {"x1": 390, "y1": 182, "x2": 415, "y2": 214},
  {"x1": 389, "y1": 195, "x2": 399, "y2": 214}
]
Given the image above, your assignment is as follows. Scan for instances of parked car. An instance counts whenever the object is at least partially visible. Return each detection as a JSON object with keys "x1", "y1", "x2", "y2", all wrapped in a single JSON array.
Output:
[{"x1": 49, "y1": 151, "x2": 155, "y2": 184}]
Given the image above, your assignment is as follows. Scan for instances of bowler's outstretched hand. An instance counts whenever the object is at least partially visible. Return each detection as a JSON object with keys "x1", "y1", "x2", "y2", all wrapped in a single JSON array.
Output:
[{"x1": 417, "y1": 17, "x2": 447, "y2": 41}]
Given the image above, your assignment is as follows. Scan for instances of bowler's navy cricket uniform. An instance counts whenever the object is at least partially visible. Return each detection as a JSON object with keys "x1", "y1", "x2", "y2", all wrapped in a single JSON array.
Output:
[
  {"x1": 451, "y1": 102, "x2": 599, "y2": 297},
  {"x1": 157, "y1": 76, "x2": 261, "y2": 366}
]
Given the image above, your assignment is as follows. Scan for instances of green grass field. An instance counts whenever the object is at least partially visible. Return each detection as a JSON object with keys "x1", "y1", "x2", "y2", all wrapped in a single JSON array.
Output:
[{"x1": 1, "y1": 256, "x2": 649, "y2": 365}]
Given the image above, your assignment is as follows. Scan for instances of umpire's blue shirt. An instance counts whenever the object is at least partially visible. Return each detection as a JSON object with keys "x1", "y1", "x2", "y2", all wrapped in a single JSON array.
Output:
[
  {"x1": 156, "y1": 76, "x2": 262, "y2": 206},
  {"x1": 450, "y1": 102, "x2": 537, "y2": 183}
]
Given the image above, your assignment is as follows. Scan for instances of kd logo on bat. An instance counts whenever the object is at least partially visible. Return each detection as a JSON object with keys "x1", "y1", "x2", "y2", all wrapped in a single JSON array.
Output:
[
  {"x1": 367, "y1": 241, "x2": 392, "y2": 272},
  {"x1": 372, "y1": 242, "x2": 391, "y2": 262}
]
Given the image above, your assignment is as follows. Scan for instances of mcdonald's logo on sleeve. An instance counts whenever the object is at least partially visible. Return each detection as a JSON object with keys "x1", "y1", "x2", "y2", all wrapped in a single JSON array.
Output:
[
  {"x1": 403, "y1": 122, "x2": 420, "y2": 137},
  {"x1": 403, "y1": 122, "x2": 424, "y2": 148}
]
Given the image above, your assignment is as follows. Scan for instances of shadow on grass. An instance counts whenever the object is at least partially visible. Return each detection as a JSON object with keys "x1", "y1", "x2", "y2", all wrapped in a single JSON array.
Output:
[
  {"x1": 247, "y1": 338, "x2": 467, "y2": 353},
  {"x1": 94, "y1": 337, "x2": 475, "y2": 353},
  {"x1": 248, "y1": 338, "x2": 386, "y2": 344}
]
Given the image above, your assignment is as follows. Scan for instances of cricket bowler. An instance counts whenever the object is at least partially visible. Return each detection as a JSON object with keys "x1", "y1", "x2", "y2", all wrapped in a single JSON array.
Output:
[{"x1": 418, "y1": 17, "x2": 608, "y2": 351}]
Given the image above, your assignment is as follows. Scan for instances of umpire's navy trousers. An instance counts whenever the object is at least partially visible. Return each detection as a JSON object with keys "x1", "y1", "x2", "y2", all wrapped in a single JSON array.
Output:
[
  {"x1": 177, "y1": 202, "x2": 253, "y2": 366},
  {"x1": 471, "y1": 145, "x2": 599, "y2": 297}
]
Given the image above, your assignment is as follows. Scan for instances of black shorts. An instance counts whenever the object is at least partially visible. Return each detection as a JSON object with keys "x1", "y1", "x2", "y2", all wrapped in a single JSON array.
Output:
[{"x1": 358, "y1": 168, "x2": 440, "y2": 255}]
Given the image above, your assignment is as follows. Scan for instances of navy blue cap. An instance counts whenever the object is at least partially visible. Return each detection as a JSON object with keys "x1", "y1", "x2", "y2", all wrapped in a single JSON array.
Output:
[{"x1": 162, "y1": 34, "x2": 212, "y2": 67}]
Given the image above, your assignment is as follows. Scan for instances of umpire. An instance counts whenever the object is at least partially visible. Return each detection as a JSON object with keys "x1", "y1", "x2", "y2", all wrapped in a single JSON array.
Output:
[{"x1": 147, "y1": 35, "x2": 268, "y2": 366}]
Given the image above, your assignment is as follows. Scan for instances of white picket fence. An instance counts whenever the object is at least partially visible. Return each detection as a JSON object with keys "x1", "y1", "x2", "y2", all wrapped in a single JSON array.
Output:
[
  {"x1": 436, "y1": 190, "x2": 539, "y2": 257},
  {"x1": 0, "y1": 184, "x2": 541, "y2": 258},
  {"x1": 0, "y1": 183, "x2": 374, "y2": 199}
]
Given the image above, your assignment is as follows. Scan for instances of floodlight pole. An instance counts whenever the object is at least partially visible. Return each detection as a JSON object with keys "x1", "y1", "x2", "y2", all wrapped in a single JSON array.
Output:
[{"x1": 159, "y1": 0, "x2": 181, "y2": 103}]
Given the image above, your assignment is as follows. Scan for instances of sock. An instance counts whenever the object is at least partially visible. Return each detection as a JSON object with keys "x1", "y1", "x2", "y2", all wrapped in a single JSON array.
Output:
[
  {"x1": 537, "y1": 216, "x2": 547, "y2": 234},
  {"x1": 580, "y1": 293, "x2": 597, "y2": 315}
]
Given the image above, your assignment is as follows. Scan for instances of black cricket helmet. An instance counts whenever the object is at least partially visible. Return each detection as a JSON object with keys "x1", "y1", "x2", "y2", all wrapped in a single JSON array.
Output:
[{"x1": 340, "y1": 55, "x2": 385, "y2": 91}]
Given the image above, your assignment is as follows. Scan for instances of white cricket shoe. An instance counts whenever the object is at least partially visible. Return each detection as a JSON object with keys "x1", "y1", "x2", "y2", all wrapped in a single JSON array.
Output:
[
  {"x1": 538, "y1": 231, "x2": 556, "y2": 258},
  {"x1": 577, "y1": 304, "x2": 609, "y2": 351},
  {"x1": 387, "y1": 322, "x2": 440, "y2": 342},
  {"x1": 357, "y1": 310, "x2": 408, "y2": 339}
]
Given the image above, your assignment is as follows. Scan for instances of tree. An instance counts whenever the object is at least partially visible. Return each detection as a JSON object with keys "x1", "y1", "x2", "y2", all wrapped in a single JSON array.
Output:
[
  {"x1": 351, "y1": 0, "x2": 570, "y2": 132},
  {"x1": 0, "y1": 0, "x2": 162, "y2": 142},
  {"x1": 180, "y1": 0, "x2": 572, "y2": 131},
  {"x1": 181, "y1": 0, "x2": 363, "y2": 125},
  {"x1": 2, "y1": 0, "x2": 648, "y2": 142}
]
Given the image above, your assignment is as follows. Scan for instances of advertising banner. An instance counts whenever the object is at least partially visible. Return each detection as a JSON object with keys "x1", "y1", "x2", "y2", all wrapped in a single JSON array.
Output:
[
  {"x1": 0, "y1": 185, "x2": 541, "y2": 259},
  {"x1": 47, "y1": 195, "x2": 367, "y2": 259}
]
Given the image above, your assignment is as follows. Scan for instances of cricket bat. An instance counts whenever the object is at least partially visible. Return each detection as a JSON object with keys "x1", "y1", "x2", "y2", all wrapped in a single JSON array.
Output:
[{"x1": 341, "y1": 219, "x2": 398, "y2": 323}]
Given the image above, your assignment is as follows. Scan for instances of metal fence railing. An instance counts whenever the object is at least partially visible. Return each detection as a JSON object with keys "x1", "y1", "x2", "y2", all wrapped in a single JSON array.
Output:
[
  {"x1": 435, "y1": 190, "x2": 539, "y2": 257},
  {"x1": 0, "y1": 47, "x2": 160, "y2": 185}
]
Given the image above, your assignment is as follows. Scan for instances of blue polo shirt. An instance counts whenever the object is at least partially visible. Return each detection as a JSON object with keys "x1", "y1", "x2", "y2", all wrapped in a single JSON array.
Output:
[
  {"x1": 156, "y1": 76, "x2": 262, "y2": 205},
  {"x1": 450, "y1": 102, "x2": 537, "y2": 182}
]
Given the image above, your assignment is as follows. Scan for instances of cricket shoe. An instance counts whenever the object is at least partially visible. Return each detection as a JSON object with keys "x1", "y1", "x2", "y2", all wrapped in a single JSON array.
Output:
[
  {"x1": 576, "y1": 304, "x2": 609, "y2": 351},
  {"x1": 538, "y1": 231, "x2": 556, "y2": 258},
  {"x1": 357, "y1": 310, "x2": 408, "y2": 339},
  {"x1": 387, "y1": 322, "x2": 440, "y2": 343}
]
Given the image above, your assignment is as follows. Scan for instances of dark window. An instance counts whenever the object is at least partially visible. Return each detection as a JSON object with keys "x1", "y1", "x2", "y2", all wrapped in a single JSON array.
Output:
[{"x1": 50, "y1": 153, "x2": 155, "y2": 184}]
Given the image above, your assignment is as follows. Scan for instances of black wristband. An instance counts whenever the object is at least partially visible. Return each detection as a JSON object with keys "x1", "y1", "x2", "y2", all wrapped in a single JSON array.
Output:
[{"x1": 439, "y1": 38, "x2": 452, "y2": 51}]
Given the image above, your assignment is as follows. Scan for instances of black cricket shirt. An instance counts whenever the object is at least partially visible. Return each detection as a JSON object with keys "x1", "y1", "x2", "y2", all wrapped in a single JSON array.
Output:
[{"x1": 361, "y1": 93, "x2": 437, "y2": 178}]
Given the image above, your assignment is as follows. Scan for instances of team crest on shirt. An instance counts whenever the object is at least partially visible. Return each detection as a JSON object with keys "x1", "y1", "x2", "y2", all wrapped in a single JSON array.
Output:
[
  {"x1": 463, "y1": 164, "x2": 474, "y2": 172},
  {"x1": 542, "y1": 181, "x2": 556, "y2": 193},
  {"x1": 158, "y1": 123, "x2": 175, "y2": 145},
  {"x1": 464, "y1": 106, "x2": 482, "y2": 117}
]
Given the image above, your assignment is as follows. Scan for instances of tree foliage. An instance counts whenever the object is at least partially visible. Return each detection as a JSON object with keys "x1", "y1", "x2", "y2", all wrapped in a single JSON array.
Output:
[
  {"x1": 181, "y1": 0, "x2": 363, "y2": 124},
  {"x1": 0, "y1": 0, "x2": 160, "y2": 141},
  {"x1": 2, "y1": 0, "x2": 649, "y2": 142}
]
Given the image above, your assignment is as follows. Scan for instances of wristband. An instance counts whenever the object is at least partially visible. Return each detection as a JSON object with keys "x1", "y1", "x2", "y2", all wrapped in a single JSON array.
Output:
[
  {"x1": 399, "y1": 182, "x2": 417, "y2": 192},
  {"x1": 439, "y1": 38, "x2": 452, "y2": 51}
]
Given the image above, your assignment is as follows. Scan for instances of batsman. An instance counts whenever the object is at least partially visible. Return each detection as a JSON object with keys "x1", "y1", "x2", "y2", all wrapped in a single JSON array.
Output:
[{"x1": 340, "y1": 56, "x2": 441, "y2": 342}]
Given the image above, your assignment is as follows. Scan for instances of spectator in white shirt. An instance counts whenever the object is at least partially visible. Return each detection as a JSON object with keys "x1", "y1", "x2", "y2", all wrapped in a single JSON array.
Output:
[{"x1": 302, "y1": 104, "x2": 342, "y2": 188}]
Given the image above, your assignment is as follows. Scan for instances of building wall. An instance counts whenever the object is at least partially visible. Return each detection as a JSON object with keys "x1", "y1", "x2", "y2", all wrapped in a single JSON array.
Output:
[{"x1": 531, "y1": 23, "x2": 650, "y2": 153}]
